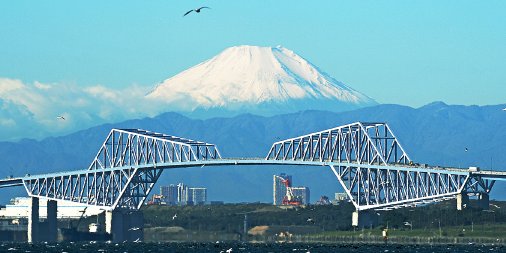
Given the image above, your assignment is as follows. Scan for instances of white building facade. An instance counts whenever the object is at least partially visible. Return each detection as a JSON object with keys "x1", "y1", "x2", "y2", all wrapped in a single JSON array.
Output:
[{"x1": 0, "y1": 197, "x2": 103, "y2": 219}]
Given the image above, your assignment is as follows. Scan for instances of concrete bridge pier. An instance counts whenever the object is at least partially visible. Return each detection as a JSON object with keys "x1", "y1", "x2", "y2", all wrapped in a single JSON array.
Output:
[
  {"x1": 477, "y1": 193, "x2": 490, "y2": 210},
  {"x1": 352, "y1": 210, "x2": 380, "y2": 228},
  {"x1": 28, "y1": 198, "x2": 58, "y2": 243},
  {"x1": 46, "y1": 200, "x2": 58, "y2": 242},
  {"x1": 106, "y1": 210, "x2": 144, "y2": 242},
  {"x1": 457, "y1": 193, "x2": 469, "y2": 210},
  {"x1": 28, "y1": 197, "x2": 39, "y2": 243}
]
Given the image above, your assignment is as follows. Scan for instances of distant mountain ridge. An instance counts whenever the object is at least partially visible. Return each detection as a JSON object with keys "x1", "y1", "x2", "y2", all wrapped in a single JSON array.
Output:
[
  {"x1": 146, "y1": 45, "x2": 376, "y2": 117},
  {"x1": 1, "y1": 102, "x2": 505, "y2": 203}
]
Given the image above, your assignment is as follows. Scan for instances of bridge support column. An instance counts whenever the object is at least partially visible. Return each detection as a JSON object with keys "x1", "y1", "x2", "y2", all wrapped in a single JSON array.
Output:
[
  {"x1": 28, "y1": 197, "x2": 39, "y2": 243},
  {"x1": 457, "y1": 193, "x2": 469, "y2": 210},
  {"x1": 125, "y1": 211, "x2": 144, "y2": 242},
  {"x1": 106, "y1": 210, "x2": 144, "y2": 242},
  {"x1": 477, "y1": 193, "x2": 490, "y2": 210},
  {"x1": 106, "y1": 210, "x2": 124, "y2": 242},
  {"x1": 352, "y1": 210, "x2": 379, "y2": 228},
  {"x1": 46, "y1": 200, "x2": 58, "y2": 242}
]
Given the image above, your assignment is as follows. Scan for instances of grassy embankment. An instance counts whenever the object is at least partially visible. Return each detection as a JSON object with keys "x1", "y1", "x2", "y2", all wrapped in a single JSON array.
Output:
[{"x1": 141, "y1": 200, "x2": 506, "y2": 243}]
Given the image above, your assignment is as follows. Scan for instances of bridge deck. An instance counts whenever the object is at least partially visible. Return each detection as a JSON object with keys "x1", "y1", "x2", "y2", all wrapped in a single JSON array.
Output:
[{"x1": 2, "y1": 158, "x2": 505, "y2": 189}]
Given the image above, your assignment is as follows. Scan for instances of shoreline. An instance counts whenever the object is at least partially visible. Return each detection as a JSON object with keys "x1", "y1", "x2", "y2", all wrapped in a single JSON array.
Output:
[{"x1": 144, "y1": 227, "x2": 506, "y2": 246}]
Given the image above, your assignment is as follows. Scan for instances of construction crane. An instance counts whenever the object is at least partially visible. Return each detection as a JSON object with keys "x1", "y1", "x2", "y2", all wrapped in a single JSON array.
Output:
[{"x1": 275, "y1": 175, "x2": 302, "y2": 206}]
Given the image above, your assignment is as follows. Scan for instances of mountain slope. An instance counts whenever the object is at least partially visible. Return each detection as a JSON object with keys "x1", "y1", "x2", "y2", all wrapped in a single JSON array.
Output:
[
  {"x1": 146, "y1": 45, "x2": 376, "y2": 117},
  {"x1": 1, "y1": 103, "x2": 505, "y2": 203}
]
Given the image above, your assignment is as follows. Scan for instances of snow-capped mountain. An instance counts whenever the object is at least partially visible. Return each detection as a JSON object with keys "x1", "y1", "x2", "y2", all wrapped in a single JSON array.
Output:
[{"x1": 146, "y1": 45, "x2": 377, "y2": 117}]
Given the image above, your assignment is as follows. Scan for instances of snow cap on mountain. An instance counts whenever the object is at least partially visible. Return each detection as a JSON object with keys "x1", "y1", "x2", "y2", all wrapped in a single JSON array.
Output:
[{"x1": 146, "y1": 45, "x2": 377, "y2": 117}]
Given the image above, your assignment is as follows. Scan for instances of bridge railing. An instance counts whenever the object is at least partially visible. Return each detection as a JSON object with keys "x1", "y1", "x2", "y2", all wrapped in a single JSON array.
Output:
[
  {"x1": 265, "y1": 122, "x2": 411, "y2": 165},
  {"x1": 88, "y1": 129, "x2": 222, "y2": 170}
]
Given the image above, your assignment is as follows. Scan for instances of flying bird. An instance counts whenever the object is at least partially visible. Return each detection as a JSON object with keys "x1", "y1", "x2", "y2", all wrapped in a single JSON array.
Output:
[
  {"x1": 465, "y1": 147, "x2": 468, "y2": 152},
  {"x1": 183, "y1": 7, "x2": 210, "y2": 17},
  {"x1": 172, "y1": 213, "x2": 177, "y2": 220},
  {"x1": 56, "y1": 116, "x2": 65, "y2": 120}
]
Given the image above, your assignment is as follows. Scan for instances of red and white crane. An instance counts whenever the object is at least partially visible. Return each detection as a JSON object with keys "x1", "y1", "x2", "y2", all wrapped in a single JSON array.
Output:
[{"x1": 275, "y1": 175, "x2": 302, "y2": 206}]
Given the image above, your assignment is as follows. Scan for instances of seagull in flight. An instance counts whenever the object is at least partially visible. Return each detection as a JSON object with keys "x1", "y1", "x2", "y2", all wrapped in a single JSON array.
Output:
[
  {"x1": 56, "y1": 115, "x2": 65, "y2": 120},
  {"x1": 172, "y1": 213, "x2": 177, "y2": 220},
  {"x1": 128, "y1": 227, "x2": 140, "y2": 231},
  {"x1": 465, "y1": 147, "x2": 468, "y2": 152},
  {"x1": 183, "y1": 7, "x2": 210, "y2": 17}
]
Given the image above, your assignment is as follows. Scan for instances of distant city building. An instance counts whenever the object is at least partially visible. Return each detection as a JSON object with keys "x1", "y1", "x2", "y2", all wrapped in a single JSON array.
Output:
[
  {"x1": 177, "y1": 183, "x2": 189, "y2": 205},
  {"x1": 335, "y1": 192, "x2": 348, "y2": 202},
  {"x1": 149, "y1": 194, "x2": 164, "y2": 205},
  {"x1": 188, "y1": 188, "x2": 207, "y2": 205},
  {"x1": 160, "y1": 184, "x2": 178, "y2": 205},
  {"x1": 291, "y1": 187, "x2": 310, "y2": 205},
  {"x1": 331, "y1": 192, "x2": 348, "y2": 205},
  {"x1": 273, "y1": 173, "x2": 292, "y2": 205},
  {"x1": 154, "y1": 183, "x2": 208, "y2": 206},
  {"x1": 273, "y1": 173, "x2": 310, "y2": 206},
  {"x1": 316, "y1": 195, "x2": 331, "y2": 205}
]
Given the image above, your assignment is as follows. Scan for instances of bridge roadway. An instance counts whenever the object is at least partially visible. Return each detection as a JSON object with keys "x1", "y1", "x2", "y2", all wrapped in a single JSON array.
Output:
[{"x1": 1, "y1": 158, "x2": 505, "y2": 188}]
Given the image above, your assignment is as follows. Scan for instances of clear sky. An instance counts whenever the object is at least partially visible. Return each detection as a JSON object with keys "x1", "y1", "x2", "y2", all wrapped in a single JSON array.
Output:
[
  {"x1": 0, "y1": 1, "x2": 505, "y2": 140},
  {"x1": 1, "y1": 0, "x2": 505, "y2": 106}
]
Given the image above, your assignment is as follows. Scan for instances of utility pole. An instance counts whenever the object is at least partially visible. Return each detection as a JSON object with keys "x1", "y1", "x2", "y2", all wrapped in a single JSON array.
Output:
[
  {"x1": 243, "y1": 214, "x2": 248, "y2": 240},
  {"x1": 439, "y1": 220, "x2": 442, "y2": 237}
]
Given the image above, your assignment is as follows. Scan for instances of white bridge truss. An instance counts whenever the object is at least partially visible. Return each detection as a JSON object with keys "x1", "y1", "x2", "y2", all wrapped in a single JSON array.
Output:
[
  {"x1": 266, "y1": 122, "x2": 411, "y2": 165},
  {"x1": 266, "y1": 122, "x2": 494, "y2": 211},
  {"x1": 89, "y1": 128, "x2": 221, "y2": 170},
  {"x1": 23, "y1": 129, "x2": 221, "y2": 210},
  {"x1": 5, "y1": 122, "x2": 501, "y2": 211}
]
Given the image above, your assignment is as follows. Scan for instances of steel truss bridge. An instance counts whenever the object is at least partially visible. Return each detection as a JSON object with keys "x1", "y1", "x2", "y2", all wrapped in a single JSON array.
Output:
[{"x1": 1, "y1": 122, "x2": 505, "y2": 212}]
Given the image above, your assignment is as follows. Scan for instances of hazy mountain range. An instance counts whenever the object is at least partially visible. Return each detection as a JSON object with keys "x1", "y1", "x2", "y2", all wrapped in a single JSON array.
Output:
[{"x1": 1, "y1": 102, "x2": 505, "y2": 203}]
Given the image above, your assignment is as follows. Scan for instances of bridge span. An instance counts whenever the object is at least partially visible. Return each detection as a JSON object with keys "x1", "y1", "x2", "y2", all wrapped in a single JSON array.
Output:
[{"x1": 0, "y1": 122, "x2": 504, "y2": 242}]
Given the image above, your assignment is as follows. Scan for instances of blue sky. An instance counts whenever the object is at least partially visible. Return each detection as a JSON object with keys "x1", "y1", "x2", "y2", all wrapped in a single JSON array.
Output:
[
  {"x1": 2, "y1": 0, "x2": 505, "y2": 105},
  {"x1": 0, "y1": 1, "x2": 505, "y2": 140}
]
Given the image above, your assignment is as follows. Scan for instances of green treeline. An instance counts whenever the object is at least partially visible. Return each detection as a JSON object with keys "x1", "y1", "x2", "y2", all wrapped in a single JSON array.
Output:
[{"x1": 142, "y1": 200, "x2": 506, "y2": 234}]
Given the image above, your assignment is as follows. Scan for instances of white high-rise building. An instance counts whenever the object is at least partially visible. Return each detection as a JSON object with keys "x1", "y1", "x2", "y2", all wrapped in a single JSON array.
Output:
[
  {"x1": 188, "y1": 188, "x2": 207, "y2": 205},
  {"x1": 273, "y1": 173, "x2": 291, "y2": 205},
  {"x1": 158, "y1": 183, "x2": 208, "y2": 206},
  {"x1": 177, "y1": 183, "x2": 189, "y2": 205},
  {"x1": 335, "y1": 192, "x2": 348, "y2": 202},
  {"x1": 160, "y1": 184, "x2": 178, "y2": 205},
  {"x1": 291, "y1": 187, "x2": 310, "y2": 205}
]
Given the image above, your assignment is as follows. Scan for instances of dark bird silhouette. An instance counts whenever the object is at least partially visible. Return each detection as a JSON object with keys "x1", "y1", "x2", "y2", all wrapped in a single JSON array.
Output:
[
  {"x1": 465, "y1": 147, "x2": 468, "y2": 152},
  {"x1": 183, "y1": 7, "x2": 210, "y2": 17}
]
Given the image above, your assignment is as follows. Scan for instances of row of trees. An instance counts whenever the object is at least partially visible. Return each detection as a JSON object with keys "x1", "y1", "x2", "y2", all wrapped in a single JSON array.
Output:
[{"x1": 141, "y1": 200, "x2": 506, "y2": 234}]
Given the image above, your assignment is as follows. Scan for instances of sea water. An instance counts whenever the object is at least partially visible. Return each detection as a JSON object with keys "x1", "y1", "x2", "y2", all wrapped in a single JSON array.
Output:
[{"x1": 0, "y1": 242, "x2": 502, "y2": 253}]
